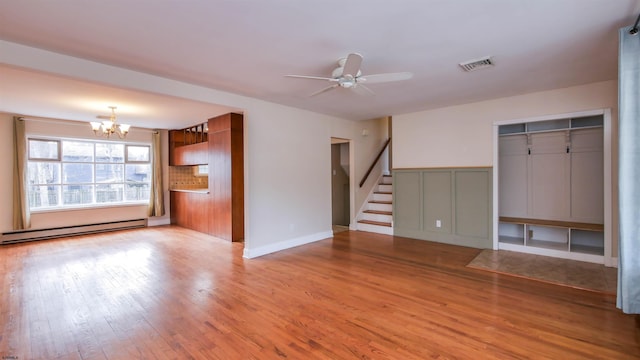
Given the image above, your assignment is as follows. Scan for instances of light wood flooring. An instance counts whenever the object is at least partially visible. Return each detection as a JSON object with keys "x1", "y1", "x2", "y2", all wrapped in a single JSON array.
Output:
[{"x1": 1, "y1": 226, "x2": 638, "y2": 359}]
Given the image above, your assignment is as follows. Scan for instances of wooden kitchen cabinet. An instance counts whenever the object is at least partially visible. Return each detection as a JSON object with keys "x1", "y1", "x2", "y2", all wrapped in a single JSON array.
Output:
[
  {"x1": 170, "y1": 191, "x2": 210, "y2": 234},
  {"x1": 169, "y1": 113, "x2": 244, "y2": 242},
  {"x1": 172, "y1": 142, "x2": 208, "y2": 166},
  {"x1": 169, "y1": 122, "x2": 209, "y2": 166}
]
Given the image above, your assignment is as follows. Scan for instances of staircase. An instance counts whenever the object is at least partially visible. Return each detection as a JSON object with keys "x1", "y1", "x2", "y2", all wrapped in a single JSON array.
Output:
[{"x1": 357, "y1": 175, "x2": 393, "y2": 235}]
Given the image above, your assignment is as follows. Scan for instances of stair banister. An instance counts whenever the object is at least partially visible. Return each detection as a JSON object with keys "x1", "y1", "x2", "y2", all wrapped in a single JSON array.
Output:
[{"x1": 359, "y1": 138, "x2": 391, "y2": 188}]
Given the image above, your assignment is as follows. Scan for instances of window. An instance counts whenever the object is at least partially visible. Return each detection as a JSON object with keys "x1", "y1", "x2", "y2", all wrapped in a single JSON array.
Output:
[
  {"x1": 194, "y1": 164, "x2": 209, "y2": 177},
  {"x1": 27, "y1": 138, "x2": 151, "y2": 210}
]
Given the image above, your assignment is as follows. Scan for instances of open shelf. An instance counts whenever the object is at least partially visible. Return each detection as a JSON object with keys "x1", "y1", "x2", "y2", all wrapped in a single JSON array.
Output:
[
  {"x1": 499, "y1": 235, "x2": 524, "y2": 246},
  {"x1": 498, "y1": 218, "x2": 604, "y2": 261},
  {"x1": 570, "y1": 244, "x2": 605, "y2": 256},
  {"x1": 498, "y1": 222, "x2": 524, "y2": 245},
  {"x1": 528, "y1": 239, "x2": 569, "y2": 251},
  {"x1": 570, "y1": 229, "x2": 604, "y2": 255}
]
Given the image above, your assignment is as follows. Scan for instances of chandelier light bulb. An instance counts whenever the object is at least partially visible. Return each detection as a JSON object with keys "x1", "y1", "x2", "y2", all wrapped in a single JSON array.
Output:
[{"x1": 89, "y1": 106, "x2": 130, "y2": 139}]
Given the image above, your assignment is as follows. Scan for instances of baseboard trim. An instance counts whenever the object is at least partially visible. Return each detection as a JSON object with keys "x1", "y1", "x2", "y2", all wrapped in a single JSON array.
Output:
[
  {"x1": 1, "y1": 218, "x2": 147, "y2": 244},
  {"x1": 243, "y1": 230, "x2": 333, "y2": 259},
  {"x1": 147, "y1": 218, "x2": 171, "y2": 227}
]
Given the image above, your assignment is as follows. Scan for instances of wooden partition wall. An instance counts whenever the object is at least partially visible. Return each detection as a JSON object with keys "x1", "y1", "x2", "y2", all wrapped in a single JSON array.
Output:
[{"x1": 208, "y1": 113, "x2": 244, "y2": 242}]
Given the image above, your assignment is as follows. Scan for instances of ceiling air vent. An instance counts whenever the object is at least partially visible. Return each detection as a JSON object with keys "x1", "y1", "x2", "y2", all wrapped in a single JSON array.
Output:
[{"x1": 459, "y1": 56, "x2": 494, "y2": 72}]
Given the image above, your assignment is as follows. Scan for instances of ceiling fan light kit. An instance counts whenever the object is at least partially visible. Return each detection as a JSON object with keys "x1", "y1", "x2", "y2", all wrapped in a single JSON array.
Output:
[{"x1": 286, "y1": 53, "x2": 413, "y2": 96}]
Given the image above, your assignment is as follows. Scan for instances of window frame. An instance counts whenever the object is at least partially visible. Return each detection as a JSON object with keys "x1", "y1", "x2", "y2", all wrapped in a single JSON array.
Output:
[
  {"x1": 125, "y1": 144, "x2": 151, "y2": 163},
  {"x1": 26, "y1": 137, "x2": 152, "y2": 211},
  {"x1": 27, "y1": 138, "x2": 62, "y2": 161}
]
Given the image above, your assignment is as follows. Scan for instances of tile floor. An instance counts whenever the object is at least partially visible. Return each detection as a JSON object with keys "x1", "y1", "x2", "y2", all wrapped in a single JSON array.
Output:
[{"x1": 467, "y1": 250, "x2": 618, "y2": 294}]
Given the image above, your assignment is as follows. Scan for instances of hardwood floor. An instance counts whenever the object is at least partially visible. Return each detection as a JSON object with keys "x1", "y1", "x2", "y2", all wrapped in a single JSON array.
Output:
[{"x1": 1, "y1": 226, "x2": 638, "y2": 359}]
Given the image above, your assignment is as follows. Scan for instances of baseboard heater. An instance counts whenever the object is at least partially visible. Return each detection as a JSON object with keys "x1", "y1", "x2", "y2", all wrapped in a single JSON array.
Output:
[{"x1": 1, "y1": 218, "x2": 147, "y2": 245}]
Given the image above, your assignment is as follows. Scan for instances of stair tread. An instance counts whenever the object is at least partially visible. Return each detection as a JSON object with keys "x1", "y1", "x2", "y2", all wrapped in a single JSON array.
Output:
[
  {"x1": 358, "y1": 220, "x2": 392, "y2": 227},
  {"x1": 369, "y1": 200, "x2": 392, "y2": 204},
  {"x1": 364, "y1": 210, "x2": 392, "y2": 215},
  {"x1": 374, "y1": 191, "x2": 392, "y2": 194}
]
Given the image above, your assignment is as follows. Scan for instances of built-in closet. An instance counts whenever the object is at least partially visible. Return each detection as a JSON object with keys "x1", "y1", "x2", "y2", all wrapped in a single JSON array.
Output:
[{"x1": 497, "y1": 113, "x2": 607, "y2": 263}]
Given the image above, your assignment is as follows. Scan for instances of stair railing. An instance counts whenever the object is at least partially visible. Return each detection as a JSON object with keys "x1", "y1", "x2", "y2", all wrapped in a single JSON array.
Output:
[{"x1": 359, "y1": 138, "x2": 391, "y2": 188}]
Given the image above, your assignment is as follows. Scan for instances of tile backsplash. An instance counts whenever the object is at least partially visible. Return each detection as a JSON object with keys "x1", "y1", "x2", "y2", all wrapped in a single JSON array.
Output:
[{"x1": 169, "y1": 166, "x2": 208, "y2": 189}]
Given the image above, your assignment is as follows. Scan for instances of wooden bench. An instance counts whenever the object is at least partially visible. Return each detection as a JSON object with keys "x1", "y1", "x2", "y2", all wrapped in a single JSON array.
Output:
[{"x1": 499, "y1": 217, "x2": 603, "y2": 232}]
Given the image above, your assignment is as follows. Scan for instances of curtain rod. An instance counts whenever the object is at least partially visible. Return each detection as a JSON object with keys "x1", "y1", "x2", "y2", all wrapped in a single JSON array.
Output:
[{"x1": 17, "y1": 115, "x2": 158, "y2": 133}]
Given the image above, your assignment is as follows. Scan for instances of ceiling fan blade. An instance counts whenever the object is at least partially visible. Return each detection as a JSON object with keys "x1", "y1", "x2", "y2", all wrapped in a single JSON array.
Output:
[
  {"x1": 341, "y1": 53, "x2": 363, "y2": 77},
  {"x1": 352, "y1": 84, "x2": 375, "y2": 96},
  {"x1": 358, "y1": 72, "x2": 413, "y2": 84},
  {"x1": 285, "y1": 74, "x2": 338, "y2": 82},
  {"x1": 309, "y1": 84, "x2": 339, "y2": 97}
]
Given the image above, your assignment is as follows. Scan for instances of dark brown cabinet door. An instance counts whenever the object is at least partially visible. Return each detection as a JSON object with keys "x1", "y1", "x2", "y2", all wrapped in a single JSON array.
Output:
[{"x1": 170, "y1": 191, "x2": 210, "y2": 234}]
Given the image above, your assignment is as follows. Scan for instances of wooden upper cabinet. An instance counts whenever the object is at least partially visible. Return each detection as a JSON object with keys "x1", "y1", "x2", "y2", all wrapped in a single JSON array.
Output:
[
  {"x1": 172, "y1": 142, "x2": 208, "y2": 165},
  {"x1": 169, "y1": 123, "x2": 209, "y2": 166}
]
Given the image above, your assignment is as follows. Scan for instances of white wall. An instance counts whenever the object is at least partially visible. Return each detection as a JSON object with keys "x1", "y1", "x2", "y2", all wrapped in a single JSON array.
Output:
[
  {"x1": 0, "y1": 41, "x2": 385, "y2": 257},
  {"x1": 394, "y1": 80, "x2": 617, "y2": 168}
]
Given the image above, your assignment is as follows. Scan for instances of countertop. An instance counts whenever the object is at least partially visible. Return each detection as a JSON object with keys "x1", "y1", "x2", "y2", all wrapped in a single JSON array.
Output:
[{"x1": 169, "y1": 188, "x2": 210, "y2": 194}]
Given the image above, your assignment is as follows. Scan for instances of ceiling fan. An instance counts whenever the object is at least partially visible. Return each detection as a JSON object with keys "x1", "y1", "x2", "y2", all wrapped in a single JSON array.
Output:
[{"x1": 285, "y1": 53, "x2": 413, "y2": 96}]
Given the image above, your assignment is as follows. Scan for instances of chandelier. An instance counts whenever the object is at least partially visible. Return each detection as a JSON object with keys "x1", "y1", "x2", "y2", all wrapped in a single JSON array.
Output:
[{"x1": 90, "y1": 106, "x2": 131, "y2": 138}]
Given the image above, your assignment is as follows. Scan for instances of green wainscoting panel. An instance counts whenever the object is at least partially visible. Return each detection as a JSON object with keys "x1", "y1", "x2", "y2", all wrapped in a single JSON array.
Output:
[
  {"x1": 393, "y1": 167, "x2": 493, "y2": 249},
  {"x1": 455, "y1": 170, "x2": 491, "y2": 239},
  {"x1": 394, "y1": 171, "x2": 422, "y2": 230},
  {"x1": 423, "y1": 171, "x2": 452, "y2": 233}
]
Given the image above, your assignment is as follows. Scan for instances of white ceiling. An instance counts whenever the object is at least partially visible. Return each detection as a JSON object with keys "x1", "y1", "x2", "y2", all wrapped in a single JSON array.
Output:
[{"x1": 1, "y1": 0, "x2": 639, "y2": 129}]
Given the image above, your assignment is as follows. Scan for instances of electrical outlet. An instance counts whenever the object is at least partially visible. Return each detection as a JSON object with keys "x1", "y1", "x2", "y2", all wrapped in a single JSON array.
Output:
[{"x1": 436, "y1": 220, "x2": 442, "y2": 228}]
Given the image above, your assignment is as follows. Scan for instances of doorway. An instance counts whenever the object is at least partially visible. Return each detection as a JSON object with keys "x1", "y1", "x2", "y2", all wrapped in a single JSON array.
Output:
[{"x1": 331, "y1": 138, "x2": 350, "y2": 233}]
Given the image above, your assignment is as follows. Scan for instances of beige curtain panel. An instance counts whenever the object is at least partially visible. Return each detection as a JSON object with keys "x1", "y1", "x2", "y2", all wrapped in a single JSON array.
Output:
[
  {"x1": 148, "y1": 130, "x2": 165, "y2": 217},
  {"x1": 13, "y1": 117, "x2": 31, "y2": 229}
]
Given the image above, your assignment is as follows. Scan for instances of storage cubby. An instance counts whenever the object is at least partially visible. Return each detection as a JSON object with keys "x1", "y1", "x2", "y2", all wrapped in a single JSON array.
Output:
[
  {"x1": 570, "y1": 229, "x2": 604, "y2": 255},
  {"x1": 498, "y1": 222, "x2": 524, "y2": 245},
  {"x1": 528, "y1": 225, "x2": 569, "y2": 251},
  {"x1": 498, "y1": 217, "x2": 604, "y2": 262}
]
